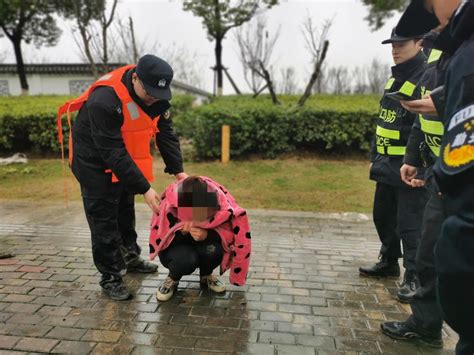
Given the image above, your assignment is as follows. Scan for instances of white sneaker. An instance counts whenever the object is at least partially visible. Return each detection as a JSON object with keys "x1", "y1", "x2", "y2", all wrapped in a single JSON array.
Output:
[
  {"x1": 201, "y1": 274, "x2": 226, "y2": 293},
  {"x1": 156, "y1": 276, "x2": 179, "y2": 302}
]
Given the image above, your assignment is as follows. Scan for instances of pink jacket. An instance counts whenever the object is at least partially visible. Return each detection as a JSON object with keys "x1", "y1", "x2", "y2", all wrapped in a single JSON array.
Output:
[{"x1": 149, "y1": 176, "x2": 251, "y2": 286}]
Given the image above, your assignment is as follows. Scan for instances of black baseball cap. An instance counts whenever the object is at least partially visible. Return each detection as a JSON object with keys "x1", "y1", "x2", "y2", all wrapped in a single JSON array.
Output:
[
  {"x1": 381, "y1": 28, "x2": 421, "y2": 44},
  {"x1": 396, "y1": 0, "x2": 439, "y2": 38},
  {"x1": 136, "y1": 54, "x2": 173, "y2": 100}
]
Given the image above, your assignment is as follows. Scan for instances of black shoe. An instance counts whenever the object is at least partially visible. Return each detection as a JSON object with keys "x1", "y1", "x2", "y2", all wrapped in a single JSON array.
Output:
[
  {"x1": 359, "y1": 259, "x2": 400, "y2": 278},
  {"x1": 381, "y1": 321, "x2": 443, "y2": 348},
  {"x1": 127, "y1": 257, "x2": 158, "y2": 273},
  {"x1": 397, "y1": 271, "x2": 419, "y2": 303},
  {"x1": 100, "y1": 278, "x2": 132, "y2": 301}
]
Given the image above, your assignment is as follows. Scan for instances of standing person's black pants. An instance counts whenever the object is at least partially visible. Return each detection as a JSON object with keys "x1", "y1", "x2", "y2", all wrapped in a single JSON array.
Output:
[
  {"x1": 82, "y1": 187, "x2": 141, "y2": 283},
  {"x1": 373, "y1": 182, "x2": 426, "y2": 272},
  {"x1": 406, "y1": 177, "x2": 446, "y2": 335},
  {"x1": 435, "y1": 182, "x2": 474, "y2": 355},
  {"x1": 159, "y1": 231, "x2": 224, "y2": 281}
]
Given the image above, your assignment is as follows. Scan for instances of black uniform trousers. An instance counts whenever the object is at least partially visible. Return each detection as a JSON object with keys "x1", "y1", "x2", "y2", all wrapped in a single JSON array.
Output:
[
  {"x1": 82, "y1": 186, "x2": 141, "y2": 282},
  {"x1": 373, "y1": 182, "x2": 427, "y2": 272},
  {"x1": 159, "y1": 231, "x2": 224, "y2": 281},
  {"x1": 435, "y1": 183, "x2": 474, "y2": 355},
  {"x1": 406, "y1": 178, "x2": 446, "y2": 335}
]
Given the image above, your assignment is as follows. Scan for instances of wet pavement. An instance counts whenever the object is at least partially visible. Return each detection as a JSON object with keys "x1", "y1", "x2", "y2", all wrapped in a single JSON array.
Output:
[{"x1": 0, "y1": 201, "x2": 457, "y2": 354}]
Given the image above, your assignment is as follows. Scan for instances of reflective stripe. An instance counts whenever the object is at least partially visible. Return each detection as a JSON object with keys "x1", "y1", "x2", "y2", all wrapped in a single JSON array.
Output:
[
  {"x1": 399, "y1": 81, "x2": 416, "y2": 96},
  {"x1": 376, "y1": 145, "x2": 406, "y2": 156},
  {"x1": 427, "y1": 49, "x2": 443, "y2": 64},
  {"x1": 376, "y1": 125, "x2": 400, "y2": 140},
  {"x1": 387, "y1": 146, "x2": 406, "y2": 155},
  {"x1": 430, "y1": 146, "x2": 440, "y2": 157},
  {"x1": 126, "y1": 102, "x2": 140, "y2": 120},
  {"x1": 419, "y1": 115, "x2": 444, "y2": 135},
  {"x1": 385, "y1": 78, "x2": 395, "y2": 90}
]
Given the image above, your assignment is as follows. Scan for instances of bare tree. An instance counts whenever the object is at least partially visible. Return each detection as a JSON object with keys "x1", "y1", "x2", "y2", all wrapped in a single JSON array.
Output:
[
  {"x1": 234, "y1": 16, "x2": 279, "y2": 95},
  {"x1": 367, "y1": 58, "x2": 390, "y2": 94},
  {"x1": 234, "y1": 16, "x2": 280, "y2": 103},
  {"x1": 98, "y1": 0, "x2": 118, "y2": 73},
  {"x1": 59, "y1": 0, "x2": 105, "y2": 78},
  {"x1": 298, "y1": 14, "x2": 332, "y2": 107},
  {"x1": 352, "y1": 66, "x2": 368, "y2": 94},
  {"x1": 278, "y1": 67, "x2": 299, "y2": 95},
  {"x1": 327, "y1": 66, "x2": 351, "y2": 94}
]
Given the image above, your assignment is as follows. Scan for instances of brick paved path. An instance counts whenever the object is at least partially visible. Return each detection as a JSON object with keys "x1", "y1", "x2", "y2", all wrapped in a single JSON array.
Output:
[{"x1": 0, "y1": 201, "x2": 457, "y2": 354}]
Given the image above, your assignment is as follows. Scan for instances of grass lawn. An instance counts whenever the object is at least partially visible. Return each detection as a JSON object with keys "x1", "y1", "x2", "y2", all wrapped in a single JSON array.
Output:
[{"x1": 0, "y1": 156, "x2": 375, "y2": 213}]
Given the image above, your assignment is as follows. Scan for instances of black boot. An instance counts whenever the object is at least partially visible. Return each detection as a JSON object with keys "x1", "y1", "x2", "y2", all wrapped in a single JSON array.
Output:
[
  {"x1": 397, "y1": 271, "x2": 419, "y2": 303},
  {"x1": 381, "y1": 321, "x2": 443, "y2": 348},
  {"x1": 100, "y1": 274, "x2": 132, "y2": 301},
  {"x1": 359, "y1": 259, "x2": 400, "y2": 277},
  {"x1": 127, "y1": 256, "x2": 158, "y2": 273}
]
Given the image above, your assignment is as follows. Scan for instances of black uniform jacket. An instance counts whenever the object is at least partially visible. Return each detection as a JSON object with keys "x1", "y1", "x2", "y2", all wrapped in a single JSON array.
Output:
[
  {"x1": 403, "y1": 29, "x2": 458, "y2": 171},
  {"x1": 71, "y1": 68, "x2": 184, "y2": 200},
  {"x1": 433, "y1": 0, "x2": 474, "y2": 194},
  {"x1": 370, "y1": 51, "x2": 426, "y2": 187}
]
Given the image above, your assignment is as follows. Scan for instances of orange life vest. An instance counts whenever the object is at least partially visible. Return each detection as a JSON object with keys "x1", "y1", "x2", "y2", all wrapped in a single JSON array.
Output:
[{"x1": 57, "y1": 65, "x2": 160, "y2": 183}]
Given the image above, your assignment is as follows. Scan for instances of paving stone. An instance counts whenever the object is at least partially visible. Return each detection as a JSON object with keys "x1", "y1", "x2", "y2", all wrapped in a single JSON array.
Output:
[
  {"x1": 258, "y1": 331, "x2": 296, "y2": 345},
  {"x1": 50, "y1": 340, "x2": 96, "y2": 353},
  {"x1": 14, "y1": 337, "x2": 59, "y2": 352},
  {"x1": 0, "y1": 334, "x2": 21, "y2": 349},
  {"x1": 45, "y1": 326, "x2": 87, "y2": 340},
  {"x1": 0, "y1": 202, "x2": 459, "y2": 353}
]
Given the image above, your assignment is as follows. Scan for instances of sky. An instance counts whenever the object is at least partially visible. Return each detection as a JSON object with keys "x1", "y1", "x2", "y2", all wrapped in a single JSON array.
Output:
[{"x1": 0, "y1": 0, "x2": 403, "y2": 94}]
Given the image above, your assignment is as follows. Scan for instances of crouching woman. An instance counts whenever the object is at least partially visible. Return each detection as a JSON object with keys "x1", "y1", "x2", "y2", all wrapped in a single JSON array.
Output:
[{"x1": 149, "y1": 176, "x2": 251, "y2": 301}]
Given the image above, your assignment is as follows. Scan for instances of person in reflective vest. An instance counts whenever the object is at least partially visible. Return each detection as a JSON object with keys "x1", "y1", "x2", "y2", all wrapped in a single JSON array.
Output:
[
  {"x1": 57, "y1": 54, "x2": 188, "y2": 301},
  {"x1": 381, "y1": 26, "x2": 460, "y2": 348},
  {"x1": 396, "y1": 1, "x2": 474, "y2": 353},
  {"x1": 359, "y1": 28, "x2": 427, "y2": 304}
]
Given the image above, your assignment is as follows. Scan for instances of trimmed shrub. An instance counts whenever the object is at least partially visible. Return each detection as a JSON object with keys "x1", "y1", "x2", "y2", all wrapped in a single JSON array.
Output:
[{"x1": 0, "y1": 94, "x2": 196, "y2": 153}]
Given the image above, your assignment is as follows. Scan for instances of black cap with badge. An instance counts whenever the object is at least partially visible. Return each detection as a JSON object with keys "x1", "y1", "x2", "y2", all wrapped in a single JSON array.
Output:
[
  {"x1": 381, "y1": 27, "x2": 422, "y2": 44},
  {"x1": 396, "y1": 0, "x2": 439, "y2": 38},
  {"x1": 136, "y1": 54, "x2": 174, "y2": 100}
]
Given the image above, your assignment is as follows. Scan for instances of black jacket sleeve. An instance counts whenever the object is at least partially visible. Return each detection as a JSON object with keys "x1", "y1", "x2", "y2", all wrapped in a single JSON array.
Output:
[
  {"x1": 86, "y1": 97, "x2": 150, "y2": 195},
  {"x1": 430, "y1": 86, "x2": 446, "y2": 117},
  {"x1": 156, "y1": 113, "x2": 184, "y2": 175},
  {"x1": 403, "y1": 118, "x2": 425, "y2": 167}
]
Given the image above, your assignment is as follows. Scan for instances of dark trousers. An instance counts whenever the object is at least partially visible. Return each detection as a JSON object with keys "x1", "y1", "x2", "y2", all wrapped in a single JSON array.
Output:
[
  {"x1": 435, "y1": 183, "x2": 474, "y2": 355},
  {"x1": 82, "y1": 188, "x2": 141, "y2": 282},
  {"x1": 159, "y1": 231, "x2": 224, "y2": 281},
  {"x1": 373, "y1": 182, "x2": 427, "y2": 272},
  {"x1": 406, "y1": 181, "x2": 446, "y2": 334}
]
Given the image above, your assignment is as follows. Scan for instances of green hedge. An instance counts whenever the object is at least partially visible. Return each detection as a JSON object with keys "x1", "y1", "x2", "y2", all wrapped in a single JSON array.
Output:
[
  {"x1": 173, "y1": 95, "x2": 380, "y2": 159},
  {"x1": 0, "y1": 94, "x2": 196, "y2": 153},
  {"x1": 0, "y1": 93, "x2": 380, "y2": 159}
]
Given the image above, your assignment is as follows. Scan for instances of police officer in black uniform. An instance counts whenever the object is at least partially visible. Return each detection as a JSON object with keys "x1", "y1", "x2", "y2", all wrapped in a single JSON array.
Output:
[
  {"x1": 70, "y1": 55, "x2": 187, "y2": 300},
  {"x1": 391, "y1": 1, "x2": 474, "y2": 353},
  {"x1": 381, "y1": 26, "x2": 461, "y2": 348},
  {"x1": 359, "y1": 30, "x2": 427, "y2": 302}
]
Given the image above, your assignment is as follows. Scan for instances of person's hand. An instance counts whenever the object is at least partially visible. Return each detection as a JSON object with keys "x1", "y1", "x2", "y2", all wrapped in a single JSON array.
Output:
[
  {"x1": 144, "y1": 187, "x2": 160, "y2": 213},
  {"x1": 400, "y1": 95, "x2": 437, "y2": 116},
  {"x1": 190, "y1": 227, "x2": 208, "y2": 242},
  {"x1": 175, "y1": 172, "x2": 188, "y2": 181},
  {"x1": 400, "y1": 164, "x2": 418, "y2": 186},
  {"x1": 410, "y1": 179, "x2": 425, "y2": 188},
  {"x1": 181, "y1": 221, "x2": 192, "y2": 233}
]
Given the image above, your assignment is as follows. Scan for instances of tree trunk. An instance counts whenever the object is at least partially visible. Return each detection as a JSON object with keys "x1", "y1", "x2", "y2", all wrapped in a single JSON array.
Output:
[
  {"x1": 298, "y1": 40, "x2": 329, "y2": 108},
  {"x1": 129, "y1": 17, "x2": 138, "y2": 63},
  {"x1": 12, "y1": 38, "x2": 28, "y2": 95},
  {"x1": 215, "y1": 36, "x2": 224, "y2": 96},
  {"x1": 102, "y1": 24, "x2": 108, "y2": 73},
  {"x1": 259, "y1": 61, "x2": 279, "y2": 105}
]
